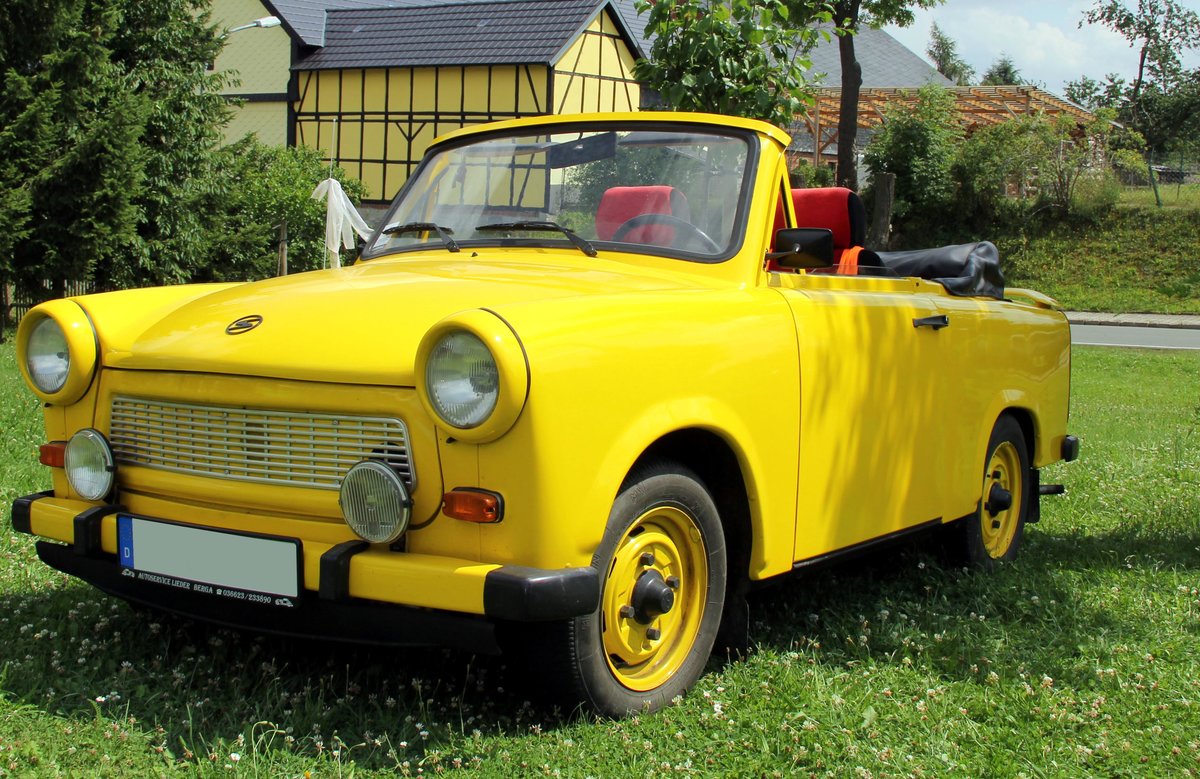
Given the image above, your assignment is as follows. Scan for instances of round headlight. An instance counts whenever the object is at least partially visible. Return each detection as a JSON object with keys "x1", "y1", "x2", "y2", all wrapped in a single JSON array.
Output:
[
  {"x1": 17, "y1": 301, "x2": 100, "y2": 405},
  {"x1": 425, "y1": 331, "x2": 499, "y2": 429},
  {"x1": 340, "y1": 461, "x2": 412, "y2": 544},
  {"x1": 65, "y1": 429, "x2": 115, "y2": 501},
  {"x1": 26, "y1": 317, "x2": 70, "y2": 393}
]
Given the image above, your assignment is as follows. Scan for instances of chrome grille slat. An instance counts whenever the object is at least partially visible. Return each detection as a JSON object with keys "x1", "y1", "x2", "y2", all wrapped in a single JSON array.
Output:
[
  {"x1": 109, "y1": 396, "x2": 414, "y2": 491},
  {"x1": 110, "y1": 432, "x2": 408, "y2": 465}
]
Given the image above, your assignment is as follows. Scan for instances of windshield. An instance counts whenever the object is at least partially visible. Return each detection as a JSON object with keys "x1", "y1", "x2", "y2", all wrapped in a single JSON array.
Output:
[{"x1": 362, "y1": 124, "x2": 753, "y2": 262}]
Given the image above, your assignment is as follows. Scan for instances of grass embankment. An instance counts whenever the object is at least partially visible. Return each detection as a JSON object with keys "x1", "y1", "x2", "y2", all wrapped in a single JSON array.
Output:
[
  {"x1": 1000, "y1": 191, "x2": 1200, "y2": 314},
  {"x1": 2, "y1": 346, "x2": 1200, "y2": 776}
]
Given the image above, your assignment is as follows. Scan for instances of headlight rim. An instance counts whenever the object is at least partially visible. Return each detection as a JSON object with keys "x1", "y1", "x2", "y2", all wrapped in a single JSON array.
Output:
[
  {"x1": 16, "y1": 301, "x2": 100, "y2": 405},
  {"x1": 416, "y1": 311, "x2": 530, "y2": 444}
]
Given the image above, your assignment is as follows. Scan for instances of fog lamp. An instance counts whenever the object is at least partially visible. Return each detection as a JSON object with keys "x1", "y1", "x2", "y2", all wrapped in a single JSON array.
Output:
[
  {"x1": 339, "y1": 461, "x2": 412, "y2": 544},
  {"x1": 65, "y1": 429, "x2": 115, "y2": 501}
]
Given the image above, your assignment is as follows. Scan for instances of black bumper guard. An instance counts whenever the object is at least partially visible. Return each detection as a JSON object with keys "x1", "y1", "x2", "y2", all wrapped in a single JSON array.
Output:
[{"x1": 15, "y1": 492, "x2": 600, "y2": 653}]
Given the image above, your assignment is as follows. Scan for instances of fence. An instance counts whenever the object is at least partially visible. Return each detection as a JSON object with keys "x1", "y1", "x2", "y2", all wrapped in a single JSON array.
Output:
[
  {"x1": 1128, "y1": 150, "x2": 1200, "y2": 188},
  {"x1": 2, "y1": 279, "x2": 95, "y2": 334}
]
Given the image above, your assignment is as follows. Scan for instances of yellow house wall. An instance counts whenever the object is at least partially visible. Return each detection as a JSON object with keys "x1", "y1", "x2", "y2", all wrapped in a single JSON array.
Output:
[
  {"x1": 553, "y1": 10, "x2": 641, "y2": 115},
  {"x1": 294, "y1": 64, "x2": 551, "y2": 203},
  {"x1": 210, "y1": 0, "x2": 292, "y2": 145},
  {"x1": 224, "y1": 101, "x2": 289, "y2": 146}
]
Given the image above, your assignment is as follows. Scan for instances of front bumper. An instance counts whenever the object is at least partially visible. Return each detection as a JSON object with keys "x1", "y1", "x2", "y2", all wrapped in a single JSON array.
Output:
[{"x1": 12, "y1": 492, "x2": 599, "y2": 651}]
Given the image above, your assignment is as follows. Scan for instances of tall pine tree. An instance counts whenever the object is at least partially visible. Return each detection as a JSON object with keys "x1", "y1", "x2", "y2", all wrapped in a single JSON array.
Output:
[{"x1": 0, "y1": 0, "x2": 228, "y2": 310}]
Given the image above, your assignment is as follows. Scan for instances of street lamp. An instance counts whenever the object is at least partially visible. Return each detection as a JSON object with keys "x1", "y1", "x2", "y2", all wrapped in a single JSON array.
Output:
[{"x1": 224, "y1": 16, "x2": 281, "y2": 35}]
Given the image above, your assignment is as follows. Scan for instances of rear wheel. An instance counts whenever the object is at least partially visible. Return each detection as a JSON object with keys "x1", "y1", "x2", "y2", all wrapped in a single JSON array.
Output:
[
  {"x1": 961, "y1": 415, "x2": 1030, "y2": 568},
  {"x1": 532, "y1": 462, "x2": 727, "y2": 717}
]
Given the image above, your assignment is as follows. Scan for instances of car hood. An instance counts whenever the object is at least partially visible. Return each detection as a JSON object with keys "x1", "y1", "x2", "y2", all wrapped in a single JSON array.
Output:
[{"x1": 102, "y1": 253, "x2": 698, "y2": 385}]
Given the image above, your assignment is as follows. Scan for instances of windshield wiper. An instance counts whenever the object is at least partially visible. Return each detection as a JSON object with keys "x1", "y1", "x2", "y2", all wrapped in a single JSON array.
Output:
[
  {"x1": 381, "y1": 221, "x2": 460, "y2": 252},
  {"x1": 476, "y1": 221, "x2": 598, "y2": 258}
]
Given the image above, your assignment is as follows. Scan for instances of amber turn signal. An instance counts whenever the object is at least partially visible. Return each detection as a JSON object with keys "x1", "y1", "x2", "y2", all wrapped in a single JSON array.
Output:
[
  {"x1": 39, "y1": 441, "x2": 67, "y2": 468},
  {"x1": 441, "y1": 488, "x2": 504, "y2": 523}
]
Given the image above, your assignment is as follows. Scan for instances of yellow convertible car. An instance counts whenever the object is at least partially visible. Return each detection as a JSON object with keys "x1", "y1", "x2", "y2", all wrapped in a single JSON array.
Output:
[{"x1": 12, "y1": 112, "x2": 1077, "y2": 716}]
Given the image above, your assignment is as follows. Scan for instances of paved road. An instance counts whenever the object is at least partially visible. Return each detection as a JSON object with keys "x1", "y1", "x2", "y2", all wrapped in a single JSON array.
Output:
[{"x1": 1071, "y1": 323, "x2": 1200, "y2": 350}]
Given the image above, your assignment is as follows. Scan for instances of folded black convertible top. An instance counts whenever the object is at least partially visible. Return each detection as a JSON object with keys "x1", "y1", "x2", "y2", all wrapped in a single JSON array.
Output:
[{"x1": 870, "y1": 241, "x2": 1005, "y2": 300}]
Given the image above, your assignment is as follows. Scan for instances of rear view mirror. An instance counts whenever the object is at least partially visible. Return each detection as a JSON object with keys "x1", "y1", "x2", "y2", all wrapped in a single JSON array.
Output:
[{"x1": 770, "y1": 228, "x2": 834, "y2": 270}]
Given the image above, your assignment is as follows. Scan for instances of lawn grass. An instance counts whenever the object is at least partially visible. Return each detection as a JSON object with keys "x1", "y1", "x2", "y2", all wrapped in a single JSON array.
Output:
[
  {"x1": 1119, "y1": 182, "x2": 1200, "y2": 210},
  {"x1": 2, "y1": 343, "x2": 1200, "y2": 776}
]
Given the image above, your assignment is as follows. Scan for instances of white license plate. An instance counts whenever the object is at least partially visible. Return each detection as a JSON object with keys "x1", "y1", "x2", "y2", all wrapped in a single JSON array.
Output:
[{"x1": 117, "y1": 515, "x2": 301, "y2": 603}]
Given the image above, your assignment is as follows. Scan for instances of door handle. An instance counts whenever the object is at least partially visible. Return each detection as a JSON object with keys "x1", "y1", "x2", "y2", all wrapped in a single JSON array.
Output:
[{"x1": 912, "y1": 314, "x2": 950, "y2": 330}]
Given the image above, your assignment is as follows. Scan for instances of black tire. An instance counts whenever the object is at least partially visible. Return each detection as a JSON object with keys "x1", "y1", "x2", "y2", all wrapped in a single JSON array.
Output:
[
  {"x1": 959, "y1": 414, "x2": 1031, "y2": 569},
  {"x1": 521, "y1": 461, "x2": 727, "y2": 717}
]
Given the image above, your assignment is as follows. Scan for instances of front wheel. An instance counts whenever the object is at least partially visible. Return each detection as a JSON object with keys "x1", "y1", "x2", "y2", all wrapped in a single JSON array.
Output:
[
  {"x1": 540, "y1": 462, "x2": 727, "y2": 716},
  {"x1": 960, "y1": 415, "x2": 1030, "y2": 568}
]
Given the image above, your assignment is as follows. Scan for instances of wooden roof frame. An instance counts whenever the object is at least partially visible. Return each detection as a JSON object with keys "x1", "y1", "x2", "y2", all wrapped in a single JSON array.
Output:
[{"x1": 794, "y1": 85, "x2": 1096, "y2": 164}]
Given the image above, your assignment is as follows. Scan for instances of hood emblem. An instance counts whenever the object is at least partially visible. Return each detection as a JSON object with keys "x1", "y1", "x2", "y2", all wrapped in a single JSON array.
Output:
[{"x1": 225, "y1": 315, "x2": 263, "y2": 335}]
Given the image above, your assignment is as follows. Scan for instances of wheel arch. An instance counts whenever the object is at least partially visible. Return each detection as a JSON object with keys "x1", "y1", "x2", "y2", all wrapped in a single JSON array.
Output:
[
  {"x1": 627, "y1": 429, "x2": 754, "y2": 588},
  {"x1": 999, "y1": 405, "x2": 1037, "y2": 461}
]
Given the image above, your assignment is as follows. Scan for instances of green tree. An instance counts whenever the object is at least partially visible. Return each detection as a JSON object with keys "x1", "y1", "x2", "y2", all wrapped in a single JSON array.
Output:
[
  {"x1": 926, "y1": 20, "x2": 974, "y2": 85},
  {"x1": 1134, "y1": 68, "x2": 1200, "y2": 155},
  {"x1": 1081, "y1": 0, "x2": 1200, "y2": 106},
  {"x1": 1064, "y1": 73, "x2": 1128, "y2": 110},
  {"x1": 981, "y1": 55, "x2": 1023, "y2": 85},
  {"x1": 633, "y1": 0, "x2": 833, "y2": 128},
  {"x1": 821, "y1": 0, "x2": 945, "y2": 190},
  {"x1": 784, "y1": 0, "x2": 944, "y2": 190},
  {"x1": 1075, "y1": 2, "x2": 1200, "y2": 157},
  {"x1": 952, "y1": 115, "x2": 1046, "y2": 229},
  {"x1": 0, "y1": 0, "x2": 229, "y2": 305}
]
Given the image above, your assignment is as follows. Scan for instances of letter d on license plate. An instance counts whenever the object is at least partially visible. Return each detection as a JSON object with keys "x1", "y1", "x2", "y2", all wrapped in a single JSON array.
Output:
[{"x1": 117, "y1": 515, "x2": 301, "y2": 598}]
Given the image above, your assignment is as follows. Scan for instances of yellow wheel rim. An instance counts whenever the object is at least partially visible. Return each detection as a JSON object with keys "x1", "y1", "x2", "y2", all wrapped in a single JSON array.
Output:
[
  {"x1": 601, "y1": 504, "x2": 708, "y2": 692},
  {"x1": 981, "y1": 441, "x2": 1023, "y2": 558}
]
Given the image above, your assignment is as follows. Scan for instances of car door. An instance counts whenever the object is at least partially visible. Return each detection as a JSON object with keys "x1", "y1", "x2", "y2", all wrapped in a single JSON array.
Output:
[{"x1": 769, "y1": 272, "x2": 954, "y2": 562}]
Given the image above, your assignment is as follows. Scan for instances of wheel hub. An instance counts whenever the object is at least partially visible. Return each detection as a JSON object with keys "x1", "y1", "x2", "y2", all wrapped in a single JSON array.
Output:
[
  {"x1": 985, "y1": 482, "x2": 1013, "y2": 517},
  {"x1": 631, "y1": 569, "x2": 676, "y2": 624}
]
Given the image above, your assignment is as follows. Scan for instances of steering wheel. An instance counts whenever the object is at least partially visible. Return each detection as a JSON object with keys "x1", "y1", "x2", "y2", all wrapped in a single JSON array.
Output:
[{"x1": 610, "y1": 213, "x2": 722, "y2": 254}]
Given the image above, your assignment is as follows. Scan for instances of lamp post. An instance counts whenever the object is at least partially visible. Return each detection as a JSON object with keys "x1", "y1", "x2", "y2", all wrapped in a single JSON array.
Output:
[{"x1": 224, "y1": 16, "x2": 281, "y2": 36}]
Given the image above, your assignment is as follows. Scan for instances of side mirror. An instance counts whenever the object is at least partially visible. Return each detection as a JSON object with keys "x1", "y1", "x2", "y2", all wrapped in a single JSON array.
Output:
[{"x1": 770, "y1": 228, "x2": 834, "y2": 270}]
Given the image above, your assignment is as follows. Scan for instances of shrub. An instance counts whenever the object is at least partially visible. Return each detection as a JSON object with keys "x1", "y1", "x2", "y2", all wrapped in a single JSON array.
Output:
[
  {"x1": 952, "y1": 116, "x2": 1051, "y2": 230},
  {"x1": 1111, "y1": 148, "x2": 1150, "y2": 185},
  {"x1": 789, "y1": 160, "x2": 835, "y2": 188},
  {"x1": 191, "y1": 137, "x2": 366, "y2": 282},
  {"x1": 862, "y1": 84, "x2": 962, "y2": 235},
  {"x1": 1070, "y1": 168, "x2": 1122, "y2": 221}
]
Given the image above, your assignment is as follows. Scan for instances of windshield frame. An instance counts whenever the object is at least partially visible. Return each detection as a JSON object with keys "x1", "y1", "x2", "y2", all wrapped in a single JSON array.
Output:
[{"x1": 358, "y1": 119, "x2": 761, "y2": 265}]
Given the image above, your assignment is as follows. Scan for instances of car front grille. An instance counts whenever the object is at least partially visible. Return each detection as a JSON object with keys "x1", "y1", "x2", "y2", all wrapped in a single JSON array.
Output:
[{"x1": 108, "y1": 396, "x2": 413, "y2": 491}]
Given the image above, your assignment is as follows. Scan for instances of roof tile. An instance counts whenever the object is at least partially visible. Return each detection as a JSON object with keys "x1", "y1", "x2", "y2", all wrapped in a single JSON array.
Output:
[{"x1": 297, "y1": 0, "x2": 612, "y2": 70}]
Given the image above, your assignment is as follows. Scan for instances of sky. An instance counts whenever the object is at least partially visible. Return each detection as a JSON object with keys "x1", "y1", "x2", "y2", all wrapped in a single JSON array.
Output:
[{"x1": 883, "y1": 0, "x2": 1200, "y2": 97}]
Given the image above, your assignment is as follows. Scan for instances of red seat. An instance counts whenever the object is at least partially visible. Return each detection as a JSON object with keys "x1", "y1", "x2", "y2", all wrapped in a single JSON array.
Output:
[
  {"x1": 596, "y1": 186, "x2": 690, "y2": 246},
  {"x1": 769, "y1": 187, "x2": 867, "y2": 273}
]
